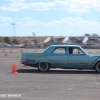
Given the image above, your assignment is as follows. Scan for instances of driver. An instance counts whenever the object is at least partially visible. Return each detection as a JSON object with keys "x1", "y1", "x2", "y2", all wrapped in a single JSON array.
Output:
[{"x1": 69, "y1": 47, "x2": 73, "y2": 54}]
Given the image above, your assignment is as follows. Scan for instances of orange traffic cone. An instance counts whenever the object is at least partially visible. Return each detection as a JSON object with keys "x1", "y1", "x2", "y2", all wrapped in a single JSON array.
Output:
[{"x1": 11, "y1": 63, "x2": 18, "y2": 74}]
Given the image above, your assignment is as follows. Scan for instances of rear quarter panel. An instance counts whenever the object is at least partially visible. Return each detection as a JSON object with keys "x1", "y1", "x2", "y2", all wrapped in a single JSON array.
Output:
[
  {"x1": 30, "y1": 54, "x2": 49, "y2": 64},
  {"x1": 21, "y1": 53, "x2": 50, "y2": 65}
]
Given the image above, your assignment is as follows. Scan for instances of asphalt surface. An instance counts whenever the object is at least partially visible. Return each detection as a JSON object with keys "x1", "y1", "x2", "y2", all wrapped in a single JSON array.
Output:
[{"x1": 0, "y1": 48, "x2": 100, "y2": 100}]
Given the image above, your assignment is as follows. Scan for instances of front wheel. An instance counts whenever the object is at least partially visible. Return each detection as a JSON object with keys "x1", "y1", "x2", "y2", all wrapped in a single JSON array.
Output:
[
  {"x1": 38, "y1": 62, "x2": 50, "y2": 72},
  {"x1": 95, "y1": 62, "x2": 100, "y2": 73}
]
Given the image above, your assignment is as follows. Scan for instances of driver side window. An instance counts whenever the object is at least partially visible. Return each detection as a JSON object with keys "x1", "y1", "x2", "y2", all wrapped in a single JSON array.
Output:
[{"x1": 69, "y1": 47, "x2": 83, "y2": 54}]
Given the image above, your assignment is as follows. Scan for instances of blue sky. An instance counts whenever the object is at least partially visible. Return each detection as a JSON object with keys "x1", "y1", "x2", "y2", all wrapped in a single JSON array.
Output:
[{"x1": 0, "y1": 0, "x2": 100, "y2": 36}]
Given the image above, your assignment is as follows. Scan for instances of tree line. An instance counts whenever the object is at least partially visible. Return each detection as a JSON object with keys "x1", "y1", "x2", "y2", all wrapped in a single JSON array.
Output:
[
  {"x1": 84, "y1": 33, "x2": 99, "y2": 37},
  {"x1": 0, "y1": 37, "x2": 19, "y2": 44},
  {"x1": 0, "y1": 34, "x2": 99, "y2": 44}
]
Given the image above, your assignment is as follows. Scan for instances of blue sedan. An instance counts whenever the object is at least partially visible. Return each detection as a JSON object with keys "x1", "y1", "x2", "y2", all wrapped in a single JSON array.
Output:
[{"x1": 21, "y1": 45, "x2": 100, "y2": 72}]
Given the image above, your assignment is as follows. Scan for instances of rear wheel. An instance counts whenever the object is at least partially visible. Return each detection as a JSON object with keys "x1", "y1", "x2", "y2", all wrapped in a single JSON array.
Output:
[
  {"x1": 95, "y1": 62, "x2": 100, "y2": 73},
  {"x1": 38, "y1": 62, "x2": 50, "y2": 72}
]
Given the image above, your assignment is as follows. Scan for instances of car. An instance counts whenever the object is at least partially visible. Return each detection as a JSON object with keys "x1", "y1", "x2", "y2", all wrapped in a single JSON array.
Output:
[{"x1": 21, "y1": 45, "x2": 100, "y2": 72}]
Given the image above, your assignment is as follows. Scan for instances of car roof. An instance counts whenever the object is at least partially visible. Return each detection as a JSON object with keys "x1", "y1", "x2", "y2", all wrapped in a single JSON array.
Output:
[{"x1": 49, "y1": 45, "x2": 80, "y2": 47}]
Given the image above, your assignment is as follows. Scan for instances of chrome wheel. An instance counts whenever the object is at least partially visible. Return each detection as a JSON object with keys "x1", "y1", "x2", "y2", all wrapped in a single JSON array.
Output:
[
  {"x1": 38, "y1": 62, "x2": 50, "y2": 72},
  {"x1": 96, "y1": 62, "x2": 100, "y2": 73}
]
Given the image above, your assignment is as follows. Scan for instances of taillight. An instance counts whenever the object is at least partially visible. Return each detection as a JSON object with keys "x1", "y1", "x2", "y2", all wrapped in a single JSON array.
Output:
[{"x1": 20, "y1": 60, "x2": 24, "y2": 64}]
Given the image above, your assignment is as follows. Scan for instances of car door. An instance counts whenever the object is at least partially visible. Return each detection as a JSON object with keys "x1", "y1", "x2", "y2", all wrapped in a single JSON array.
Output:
[
  {"x1": 68, "y1": 47, "x2": 89, "y2": 69},
  {"x1": 49, "y1": 47, "x2": 68, "y2": 68}
]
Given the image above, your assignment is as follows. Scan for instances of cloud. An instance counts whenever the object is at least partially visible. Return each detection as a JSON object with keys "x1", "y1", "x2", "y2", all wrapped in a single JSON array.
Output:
[
  {"x1": 0, "y1": 16, "x2": 100, "y2": 36},
  {"x1": 0, "y1": 0, "x2": 100, "y2": 13},
  {"x1": 1, "y1": 16, "x2": 100, "y2": 33},
  {"x1": 0, "y1": 6, "x2": 19, "y2": 11},
  {"x1": 16, "y1": 17, "x2": 100, "y2": 30},
  {"x1": 0, "y1": 16, "x2": 13, "y2": 27},
  {"x1": 0, "y1": 16, "x2": 12, "y2": 22},
  {"x1": 19, "y1": 17, "x2": 33, "y2": 21},
  {"x1": 17, "y1": 17, "x2": 42, "y2": 26},
  {"x1": 41, "y1": 17, "x2": 100, "y2": 35},
  {"x1": 8, "y1": 0, "x2": 25, "y2": 3},
  {"x1": 14, "y1": 17, "x2": 100, "y2": 36}
]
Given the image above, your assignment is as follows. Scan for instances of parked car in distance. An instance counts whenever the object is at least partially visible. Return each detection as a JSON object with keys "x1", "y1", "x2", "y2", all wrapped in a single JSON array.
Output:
[{"x1": 21, "y1": 45, "x2": 100, "y2": 73}]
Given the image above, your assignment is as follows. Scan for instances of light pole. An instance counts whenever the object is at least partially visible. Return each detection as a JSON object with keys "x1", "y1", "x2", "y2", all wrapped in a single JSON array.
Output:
[
  {"x1": 32, "y1": 32, "x2": 36, "y2": 45},
  {"x1": 11, "y1": 23, "x2": 16, "y2": 42}
]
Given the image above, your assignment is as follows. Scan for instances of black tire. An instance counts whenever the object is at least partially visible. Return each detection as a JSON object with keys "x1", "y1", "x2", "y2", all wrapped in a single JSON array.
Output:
[
  {"x1": 95, "y1": 62, "x2": 100, "y2": 73},
  {"x1": 38, "y1": 62, "x2": 50, "y2": 72}
]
